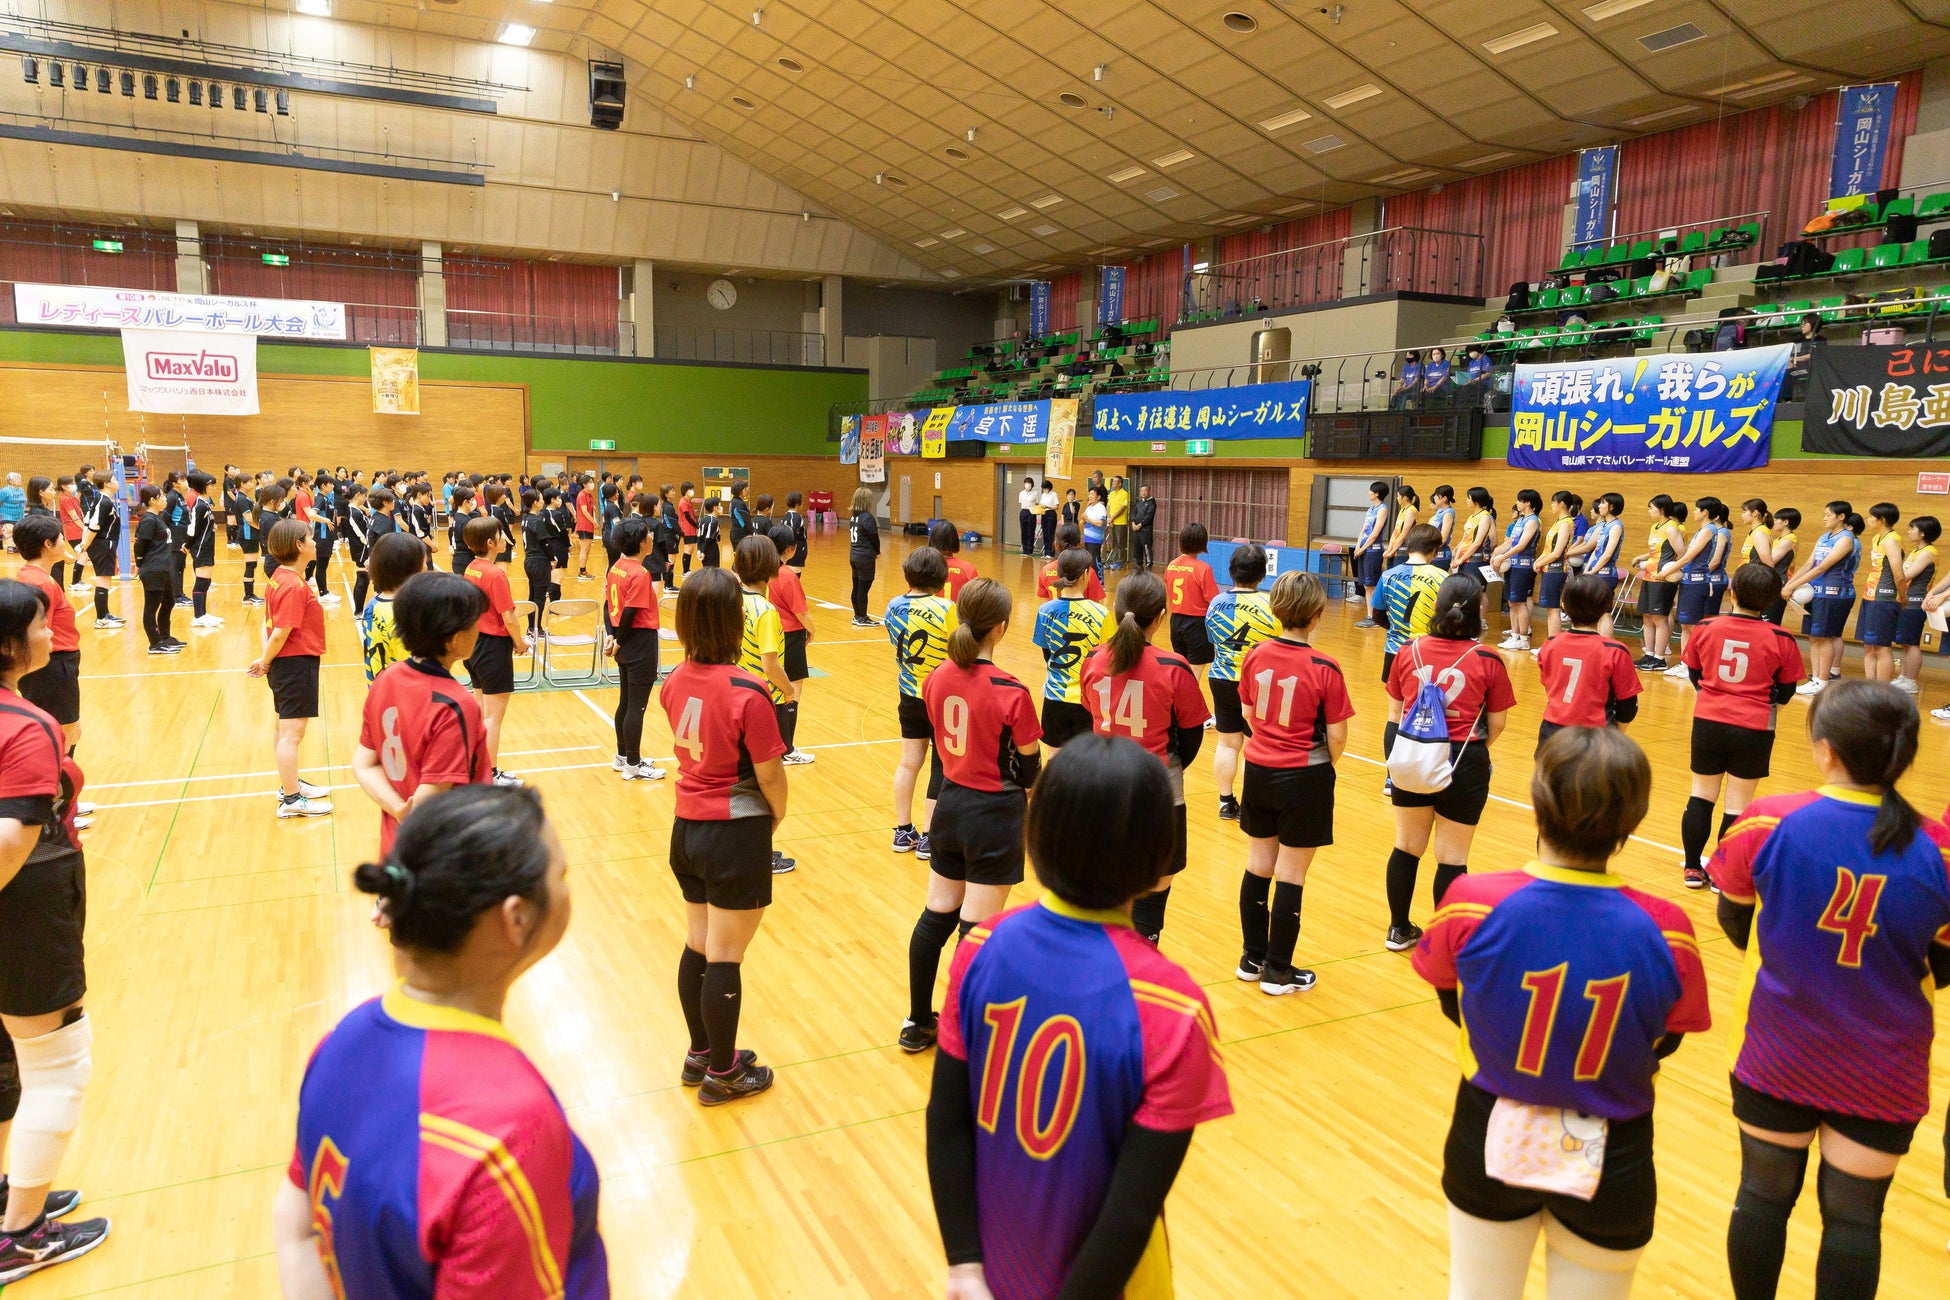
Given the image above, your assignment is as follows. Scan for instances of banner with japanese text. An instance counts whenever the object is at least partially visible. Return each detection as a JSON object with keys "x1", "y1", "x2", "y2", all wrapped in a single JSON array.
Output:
[
  {"x1": 122, "y1": 328, "x2": 259, "y2": 415},
  {"x1": 1574, "y1": 147, "x2": 1616, "y2": 249},
  {"x1": 1804, "y1": 342, "x2": 1950, "y2": 456},
  {"x1": 1045, "y1": 399, "x2": 1078, "y2": 480},
  {"x1": 886, "y1": 409, "x2": 924, "y2": 455},
  {"x1": 19, "y1": 283, "x2": 346, "y2": 339},
  {"x1": 370, "y1": 347, "x2": 420, "y2": 415},
  {"x1": 1509, "y1": 348, "x2": 1788, "y2": 472},
  {"x1": 1090, "y1": 380, "x2": 1311, "y2": 441},
  {"x1": 920, "y1": 406, "x2": 952, "y2": 458},
  {"x1": 838, "y1": 413, "x2": 862, "y2": 465},
  {"x1": 1830, "y1": 83, "x2": 1898, "y2": 201},
  {"x1": 944, "y1": 401, "x2": 1054, "y2": 444},
  {"x1": 1098, "y1": 267, "x2": 1126, "y2": 326},
  {"x1": 1029, "y1": 281, "x2": 1051, "y2": 336},
  {"x1": 858, "y1": 414, "x2": 887, "y2": 484}
]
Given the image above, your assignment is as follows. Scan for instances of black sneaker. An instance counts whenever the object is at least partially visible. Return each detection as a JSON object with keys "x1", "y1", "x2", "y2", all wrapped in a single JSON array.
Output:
[
  {"x1": 682, "y1": 1048, "x2": 754, "y2": 1086},
  {"x1": 1218, "y1": 794, "x2": 1240, "y2": 822},
  {"x1": 1384, "y1": 923, "x2": 1424, "y2": 952},
  {"x1": 698, "y1": 1060, "x2": 775, "y2": 1106},
  {"x1": 0, "y1": 1215, "x2": 111, "y2": 1284},
  {"x1": 898, "y1": 1017, "x2": 939, "y2": 1053},
  {"x1": 1259, "y1": 966, "x2": 1319, "y2": 995},
  {"x1": 1234, "y1": 956, "x2": 1264, "y2": 982},
  {"x1": 1684, "y1": 865, "x2": 1710, "y2": 890},
  {"x1": 0, "y1": 1180, "x2": 78, "y2": 1219},
  {"x1": 771, "y1": 850, "x2": 796, "y2": 874}
]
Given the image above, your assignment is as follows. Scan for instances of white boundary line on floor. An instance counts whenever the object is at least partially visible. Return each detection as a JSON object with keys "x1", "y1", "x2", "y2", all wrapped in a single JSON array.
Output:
[{"x1": 85, "y1": 746, "x2": 604, "y2": 791}]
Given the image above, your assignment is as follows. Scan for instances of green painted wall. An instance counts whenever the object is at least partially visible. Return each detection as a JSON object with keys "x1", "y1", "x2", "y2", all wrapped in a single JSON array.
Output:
[{"x1": 0, "y1": 328, "x2": 867, "y2": 457}]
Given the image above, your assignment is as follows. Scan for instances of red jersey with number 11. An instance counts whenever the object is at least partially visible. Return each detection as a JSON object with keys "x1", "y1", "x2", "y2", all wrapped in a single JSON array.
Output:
[
  {"x1": 1536, "y1": 630, "x2": 1640, "y2": 727},
  {"x1": 359, "y1": 659, "x2": 491, "y2": 854},
  {"x1": 1681, "y1": 614, "x2": 1803, "y2": 730},
  {"x1": 658, "y1": 660, "x2": 787, "y2": 820},
  {"x1": 1238, "y1": 638, "x2": 1353, "y2": 768}
]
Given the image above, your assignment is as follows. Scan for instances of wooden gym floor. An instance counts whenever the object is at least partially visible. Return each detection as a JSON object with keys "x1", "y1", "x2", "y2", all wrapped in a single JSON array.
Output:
[{"x1": 5, "y1": 526, "x2": 1948, "y2": 1299}]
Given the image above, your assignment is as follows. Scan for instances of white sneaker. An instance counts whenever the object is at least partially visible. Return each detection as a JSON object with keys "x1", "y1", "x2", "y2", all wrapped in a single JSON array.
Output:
[
  {"x1": 1795, "y1": 678, "x2": 1824, "y2": 697},
  {"x1": 1664, "y1": 662, "x2": 1691, "y2": 679},
  {"x1": 1892, "y1": 675, "x2": 1919, "y2": 695},
  {"x1": 190, "y1": 613, "x2": 223, "y2": 629},
  {"x1": 1932, "y1": 703, "x2": 1950, "y2": 721},
  {"x1": 781, "y1": 748, "x2": 815, "y2": 765},
  {"x1": 492, "y1": 769, "x2": 525, "y2": 788},
  {"x1": 298, "y1": 778, "x2": 330, "y2": 799},
  {"x1": 318, "y1": 593, "x2": 341, "y2": 605},
  {"x1": 622, "y1": 760, "x2": 666, "y2": 781},
  {"x1": 277, "y1": 795, "x2": 333, "y2": 818},
  {"x1": 72, "y1": 814, "x2": 93, "y2": 830},
  {"x1": 612, "y1": 753, "x2": 628, "y2": 772}
]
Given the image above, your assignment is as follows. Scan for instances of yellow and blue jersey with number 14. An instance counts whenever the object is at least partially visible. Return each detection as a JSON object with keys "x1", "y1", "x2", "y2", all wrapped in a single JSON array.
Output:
[
  {"x1": 1205, "y1": 588, "x2": 1279, "y2": 682},
  {"x1": 1033, "y1": 596, "x2": 1109, "y2": 703},
  {"x1": 883, "y1": 592, "x2": 958, "y2": 698}
]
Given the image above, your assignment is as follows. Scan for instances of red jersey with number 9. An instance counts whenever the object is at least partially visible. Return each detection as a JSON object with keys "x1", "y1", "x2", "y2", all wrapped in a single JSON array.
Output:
[
  {"x1": 922, "y1": 659, "x2": 1042, "y2": 793},
  {"x1": 1078, "y1": 643, "x2": 1209, "y2": 777},
  {"x1": 604, "y1": 556, "x2": 657, "y2": 631},
  {"x1": 359, "y1": 659, "x2": 491, "y2": 854},
  {"x1": 658, "y1": 660, "x2": 787, "y2": 820},
  {"x1": 1536, "y1": 629, "x2": 1641, "y2": 728},
  {"x1": 1681, "y1": 613, "x2": 1803, "y2": 730}
]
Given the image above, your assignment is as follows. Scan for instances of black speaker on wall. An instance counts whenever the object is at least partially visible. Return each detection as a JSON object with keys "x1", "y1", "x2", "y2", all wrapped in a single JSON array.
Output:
[{"x1": 589, "y1": 60, "x2": 625, "y2": 130}]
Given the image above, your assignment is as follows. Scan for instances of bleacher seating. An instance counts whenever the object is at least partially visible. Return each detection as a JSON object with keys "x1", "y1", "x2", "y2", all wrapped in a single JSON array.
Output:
[{"x1": 901, "y1": 325, "x2": 1172, "y2": 408}]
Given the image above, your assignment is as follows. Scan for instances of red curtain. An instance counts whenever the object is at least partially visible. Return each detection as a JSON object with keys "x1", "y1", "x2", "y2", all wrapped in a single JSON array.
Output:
[
  {"x1": 1384, "y1": 154, "x2": 1579, "y2": 296},
  {"x1": 446, "y1": 257, "x2": 618, "y2": 350},
  {"x1": 1117, "y1": 246, "x2": 1188, "y2": 325},
  {"x1": 0, "y1": 219, "x2": 173, "y2": 296},
  {"x1": 208, "y1": 245, "x2": 417, "y2": 307},
  {"x1": 1614, "y1": 72, "x2": 1922, "y2": 260},
  {"x1": 1048, "y1": 270, "x2": 1082, "y2": 333},
  {"x1": 1216, "y1": 209, "x2": 1353, "y2": 264}
]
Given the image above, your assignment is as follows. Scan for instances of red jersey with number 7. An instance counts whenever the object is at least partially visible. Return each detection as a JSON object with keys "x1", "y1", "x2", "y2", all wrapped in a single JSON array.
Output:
[
  {"x1": 1536, "y1": 629, "x2": 1641, "y2": 727},
  {"x1": 1078, "y1": 644, "x2": 1209, "y2": 791},
  {"x1": 1681, "y1": 613, "x2": 1803, "y2": 730},
  {"x1": 359, "y1": 659, "x2": 491, "y2": 854},
  {"x1": 923, "y1": 659, "x2": 1042, "y2": 793},
  {"x1": 658, "y1": 660, "x2": 787, "y2": 821}
]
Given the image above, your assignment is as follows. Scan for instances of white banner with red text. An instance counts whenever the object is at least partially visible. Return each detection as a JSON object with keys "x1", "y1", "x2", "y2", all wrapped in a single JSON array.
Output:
[{"x1": 122, "y1": 328, "x2": 260, "y2": 415}]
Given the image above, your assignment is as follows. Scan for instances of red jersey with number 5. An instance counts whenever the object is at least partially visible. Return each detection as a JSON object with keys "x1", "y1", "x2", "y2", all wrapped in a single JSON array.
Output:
[
  {"x1": 658, "y1": 660, "x2": 787, "y2": 821},
  {"x1": 1164, "y1": 555, "x2": 1219, "y2": 616},
  {"x1": 1710, "y1": 789, "x2": 1950, "y2": 1122},
  {"x1": 923, "y1": 659, "x2": 1042, "y2": 793},
  {"x1": 1681, "y1": 614, "x2": 1803, "y2": 730},
  {"x1": 1238, "y1": 638, "x2": 1353, "y2": 768},
  {"x1": 1536, "y1": 629, "x2": 1640, "y2": 728},
  {"x1": 1078, "y1": 644, "x2": 1209, "y2": 789},
  {"x1": 360, "y1": 659, "x2": 491, "y2": 854}
]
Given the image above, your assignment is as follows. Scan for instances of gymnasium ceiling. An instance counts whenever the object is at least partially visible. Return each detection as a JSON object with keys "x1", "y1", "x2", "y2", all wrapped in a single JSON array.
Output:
[{"x1": 291, "y1": 0, "x2": 1950, "y2": 285}]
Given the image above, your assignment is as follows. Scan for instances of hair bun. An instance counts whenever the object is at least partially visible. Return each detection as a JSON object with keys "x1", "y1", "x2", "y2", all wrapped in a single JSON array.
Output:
[{"x1": 352, "y1": 859, "x2": 416, "y2": 904}]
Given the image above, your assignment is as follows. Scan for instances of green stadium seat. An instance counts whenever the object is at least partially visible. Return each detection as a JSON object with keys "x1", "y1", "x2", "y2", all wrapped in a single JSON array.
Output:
[
  {"x1": 1903, "y1": 239, "x2": 1932, "y2": 264},
  {"x1": 1579, "y1": 248, "x2": 1604, "y2": 270},
  {"x1": 1560, "y1": 285, "x2": 1586, "y2": 307},
  {"x1": 1628, "y1": 240, "x2": 1654, "y2": 260},
  {"x1": 1816, "y1": 295, "x2": 1848, "y2": 324},
  {"x1": 1919, "y1": 192, "x2": 1950, "y2": 219},
  {"x1": 1677, "y1": 230, "x2": 1707, "y2": 255},
  {"x1": 1556, "y1": 248, "x2": 1582, "y2": 272},
  {"x1": 1881, "y1": 197, "x2": 1915, "y2": 221},
  {"x1": 1704, "y1": 226, "x2": 1732, "y2": 246},
  {"x1": 1869, "y1": 244, "x2": 1904, "y2": 270},
  {"x1": 1683, "y1": 268, "x2": 1710, "y2": 292},
  {"x1": 1831, "y1": 248, "x2": 1866, "y2": 274},
  {"x1": 1536, "y1": 288, "x2": 1562, "y2": 309},
  {"x1": 1599, "y1": 243, "x2": 1627, "y2": 264},
  {"x1": 1633, "y1": 317, "x2": 1663, "y2": 343},
  {"x1": 1629, "y1": 276, "x2": 1652, "y2": 298}
]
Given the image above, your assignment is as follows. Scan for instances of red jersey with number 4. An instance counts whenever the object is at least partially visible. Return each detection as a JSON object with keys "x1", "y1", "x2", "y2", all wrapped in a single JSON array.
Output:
[
  {"x1": 1385, "y1": 636, "x2": 1516, "y2": 742},
  {"x1": 943, "y1": 555, "x2": 980, "y2": 602},
  {"x1": 1537, "y1": 630, "x2": 1641, "y2": 727},
  {"x1": 604, "y1": 557, "x2": 657, "y2": 631},
  {"x1": 1238, "y1": 638, "x2": 1353, "y2": 768},
  {"x1": 1079, "y1": 644, "x2": 1209, "y2": 781},
  {"x1": 267, "y1": 567, "x2": 326, "y2": 657},
  {"x1": 1681, "y1": 614, "x2": 1803, "y2": 730},
  {"x1": 1711, "y1": 789, "x2": 1950, "y2": 1122},
  {"x1": 466, "y1": 558, "x2": 518, "y2": 638},
  {"x1": 923, "y1": 659, "x2": 1042, "y2": 793},
  {"x1": 767, "y1": 568, "x2": 808, "y2": 634},
  {"x1": 1164, "y1": 555, "x2": 1220, "y2": 617},
  {"x1": 658, "y1": 660, "x2": 787, "y2": 821},
  {"x1": 360, "y1": 659, "x2": 492, "y2": 854},
  {"x1": 1036, "y1": 556, "x2": 1103, "y2": 602},
  {"x1": 17, "y1": 564, "x2": 77, "y2": 653}
]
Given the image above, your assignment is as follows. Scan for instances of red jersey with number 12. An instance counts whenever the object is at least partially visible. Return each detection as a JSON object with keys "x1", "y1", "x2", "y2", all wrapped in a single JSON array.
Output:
[
  {"x1": 658, "y1": 661, "x2": 787, "y2": 820},
  {"x1": 359, "y1": 659, "x2": 491, "y2": 854},
  {"x1": 1681, "y1": 614, "x2": 1803, "y2": 730},
  {"x1": 1536, "y1": 630, "x2": 1641, "y2": 727}
]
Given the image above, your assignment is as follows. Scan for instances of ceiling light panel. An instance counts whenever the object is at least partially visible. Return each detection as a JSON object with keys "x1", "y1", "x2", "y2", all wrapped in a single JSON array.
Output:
[
  {"x1": 1483, "y1": 23, "x2": 1557, "y2": 55},
  {"x1": 1259, "y1": 107, "x2": 1313, "y2": 132},
  {"x1": 996, "y1": 206, "x2": 1028, "y2": 220},
  {"x1": 497, "y1": 24, "x2": 535, "y2": 46},
  {"x1": 970, "y1": 242, "x2": 996, "y2": 254},
  {"x1": 939, "y1": 228, "x2": 966, "y2": 239},
  {"x1": 1106, "y1": 164, "x2": 1147, "y2": 183},
  {"x1": 1303, "y1": 134, "x2": 1346, "y2": 153},
  {"x1": 1460, "y1": 151, "x2": 1516, "y2": 167},
  {"x1": 1144, "y1": 186, "x2": 1179, "y2": 202},
  {"x1": 1624, "y1": 104, "x2": 1698, "y2": 126},
  {"x1": 1638, "y1": 22, "x2": 1707, "y2": 53},
  {"x1": 1322, "y1": 84, "x2": 1382, "y2": 110},
  {"x1": 1152, "y1": 148, "x2": 1195, "y2": 168},
  {"x1": 1030, "y1": 194, "x2": 1064, "y2": 209},
  {"x1": 1029, "y1": 223, "x2": 1058, "y2": 236},
  {"x1": 1582, "y1": 0, "x2": 1655, "y2": 20},
  {"x1": 914, "y1": 237, "x2": 938, "y2": 248}
]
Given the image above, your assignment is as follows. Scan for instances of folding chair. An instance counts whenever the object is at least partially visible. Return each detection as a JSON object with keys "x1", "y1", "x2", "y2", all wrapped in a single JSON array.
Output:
[
  {"x1": 539, "y1": 598, "x2": 604, "y2": 686},
  {"x1": 1610, "y1": 571, "x2": 1644, "y2": 638},
  {"x1": 510, "y1": 600, "x2": 540, "y2": 688}
]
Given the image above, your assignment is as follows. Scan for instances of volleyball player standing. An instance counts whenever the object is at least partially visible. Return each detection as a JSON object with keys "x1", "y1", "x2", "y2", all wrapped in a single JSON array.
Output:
[
  {"x1": 603, "y1": 518, "x2": 667, "y2": 783},
  {"x1": 1890, "y1": 514, "x2": 1937, "y2": 695},
  {"x1": 461, "y1": 517, "x2": 531, "y2": 789},
  {"x1": 1783, "y1": 502, "x2": 1858, "y2": 697},
  {"x1": 1855, "y1": 503, "x2": 1904, "y2": 685},
  {"x1": 1205, "y1": 544, "x2": 1279, "y2": 821},
  {"x1": 1031, "y1": 549, "x2": 1109, "y2": 750},
  {"x1": 1163, "y1": 523, "x2": 1219, "y2": 679},
  {"x1": 1534, "y1": 574, "x2": 1641, "y2": 754},
  {"x1": 901, "y1": 578, "x2": 1041, "y2": 1053},
  {"x1": 884, "y1": 548, "x2": 958, "y2": 859}
]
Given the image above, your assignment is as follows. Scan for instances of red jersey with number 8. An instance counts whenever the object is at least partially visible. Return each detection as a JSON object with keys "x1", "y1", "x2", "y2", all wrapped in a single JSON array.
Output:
[
  {"x1": 359, "y1": 659, "x2": 492, "y2": 854},
  {"x1": 923, "y1": 659, "x2": 1042, "y2": 793},
  {"x1": 1536, "y1": 630, "x2": 1641, "y2": 728},
  {"x1": 1078, "y1": 644, "x2": 1209, "y2": 777},
  {"x1": 659, "y1": 660, "x2": 787, "y2": 820},
  {"x1": 1681, "y1": 614, "x2": 1803, "y2": 730},
  {"x1": 1238, "y1": 638, "x2": 1354, "y2": 768}
]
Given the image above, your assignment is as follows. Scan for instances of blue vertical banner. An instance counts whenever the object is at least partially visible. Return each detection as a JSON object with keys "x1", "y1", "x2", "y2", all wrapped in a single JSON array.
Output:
[
  {"x1": 1097, "y1": 266, "x2": 1126, "y2": 326},
  {"x1": 1574, "y1": 146, "x2": 1616, "y2": 248},
  {"x1": 1830, "y1": 83, "x2": 1898, "y2": 200},
  {"x1": 1028, "y1": 280, "x2": 1050, "y2": 336}
]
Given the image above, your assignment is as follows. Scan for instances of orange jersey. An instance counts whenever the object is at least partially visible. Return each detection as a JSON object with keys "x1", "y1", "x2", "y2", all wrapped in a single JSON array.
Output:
[{"x1": 1165, "y1": 555, "x2": 1219, "y2": 616}]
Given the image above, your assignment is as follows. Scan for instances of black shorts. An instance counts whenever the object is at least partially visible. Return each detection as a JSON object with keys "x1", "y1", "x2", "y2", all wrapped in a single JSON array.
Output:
[
  {"x1": 1505, "y1": 564, "x2": 1535, "y2": 604},
  {"x1": 1691, "y1": 717, "x2": 1775, "y2": 780},
  {"x1": 1536, "y1": 570, "x2": 1566, "y2": 610},
  {"x1": 1209, "y1": 677, "x2": 1247, "y2": 735},
  {"x1": 1389, "y1": 742, "x2": 1493, "y2": 826},
  {"x1": 548, "y1": 541, "x2": 571, "y2": 568},
  {"x1": 1895, "y1": 606, "x2": 1927, "y2": 647},
  {"x1": 239, "y1": 534, "x2": 260, "y2": 556},
  {"x1": 1730, "y1": 1075, "x2": 1917, "y2": 1155},
  {"x1": 1169, "y1": 613, "x2": 1214, "y2": 665},
  {"x1": 1443, "y1": 1079, "x2": 1657, "y2": 1253},
  {"x1": 20, "y1": 649, "x2": 80, "y2": 726},
  {"x1": 782, "y1": 628, "x2": 809, "y2": 682},
  {"x1": 190, "y1": 538, "x2": 216, "y2": 569},
  {"x1": 1040, "y1": 698, "x2": 1093, "y2": 748},
  {"x1": 1240, "y1": 761, "x2": 1335, "y2": 847},
  {"x1": 1381, "y1": 649, "x2": 1397, "y2": 686},
  {"x1": 0, "y1": 850, "x2": 86, "y2": 1016},
  {"x1": 1357, "y1": 548, "x2": 1386, "y2": 588},
  {"x1": 929, "y1": 783, "x2": 1026, "y2": 887},
  {"x1": 1639, "y1": 581, "x2": 1676, "y2": 617},
  {"x1": 669, "y1": 815, "x2": 772, "y2": 911},
  {"x1": 1807, "y1": 594, "x2": 1853, "y2": 639},
  {"x1": 1856, "y1": 600, "x2": 1900, "y2": 647},
  {"x1": 576, "y1": 529, "x2": 595, "y2": 540},
  {"x1": 615, "y1": 628, "x2": 660, "y2": 677},
  {"x1": 88, "y1": 543, "x2": 115, "y2": 578},
  {"x1": 898, "y1": 692, "x2": 933, "y2": 741},
  {"x1": 267, "y1": 655, "x2": 320, "y2": 720},
  {"x1": 1676, "y1": 580, "x2": 1715, "y2": 626},
  {"x1": 466, "y1": 632, "x2": 516, "y2": 695}
]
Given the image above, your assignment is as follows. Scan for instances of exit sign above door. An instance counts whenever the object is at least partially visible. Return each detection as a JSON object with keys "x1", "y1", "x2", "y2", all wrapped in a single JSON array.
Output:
[{"x1": 589, "y1": 438, "x2": 616, "y2": 451}]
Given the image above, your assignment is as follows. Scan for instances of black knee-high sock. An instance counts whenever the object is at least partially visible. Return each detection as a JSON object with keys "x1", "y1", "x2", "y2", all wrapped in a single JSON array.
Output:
[
  {"x1": 1721, "y1": 810, "x2": 1739, "y2": 842},
  {"x1": 1727, "y1": 1132, "x2": 1808, "y2": 1300},
  {"x1": 243, "y1": 561, "x2": 257, "y2": 601},
  {"x1": 907, "y1": 908, "x2": 959, "y2": 1024},
  {"x1": 682, "y1": 551, "x2": 693, "y2": 573},
  {"x1": 777, "y1": 701, "x2": 799, "y2": 751},
  {"x1": 1238, "y1": 872, "x2": 1271, "y2": 964},
  {"x1": 677, "y1": 946, "x2": 710, "y2": 1054},
  {"x1": 956, "y1": 917, "x2": 978, "y2": 940},
  {"x1": 1383, "y1": 720, "x2": 1399, "y2": 760},
  {"x1": 1433, "y1": 863, "x2": 1467, "y2": 907},
  {"x1": 1682, "y1": 796, "x2": 1716, "y2": 871},
  {"x1": 550, "y1": 582, "x2": 562, "y2": 602},
  {"x1": 701, "y1": 961, "x2": 743, "y2": 1074},
  {"x1": 193, "y1": 575, "x2": 211, "y2": 618},
  {"x1": 353, "y1": 570, "x2": 369, "y2": 612},
  {"x1": 1130, "y1": 887, "x2": 1171, "y2": 943},
  {"x1": 93, "y1": 586, "x2": 109, "y2": 620},
  {"x1": 1386, "y1": 848, "x2": 1420, "y2": 929},
  {"x1": 1267, "y1": 881, "x2": 1304, "y2": 972},
  {"x1": 1815, "y1": 1163, "x2": 1890, "y2": 1299}
]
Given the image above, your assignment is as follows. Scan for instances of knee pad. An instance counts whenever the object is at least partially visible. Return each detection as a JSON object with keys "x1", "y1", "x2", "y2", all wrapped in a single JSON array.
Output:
[
  {"x1": 7, "y1": 1015, "x2": 92, "y2": 1187},
  {"x1": 1816, "y1": 1161, "x2": 1890, "y2": 1231},
  {"x1": 1736, "y1": 1131, "x2": 1810, "y2": 1211}
]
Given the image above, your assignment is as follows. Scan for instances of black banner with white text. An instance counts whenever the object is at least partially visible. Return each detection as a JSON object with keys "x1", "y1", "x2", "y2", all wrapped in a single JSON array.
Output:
[{"x1": 1805, "y1": 341, "x2": 1950, "y2": 456}]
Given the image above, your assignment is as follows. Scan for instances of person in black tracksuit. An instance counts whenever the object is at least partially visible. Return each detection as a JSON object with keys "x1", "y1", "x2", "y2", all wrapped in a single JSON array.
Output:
[
  {"x1": 344, "y1": 485, "x2": 373, "y2": 610},
  {"x1": 447, "y1": 484, "x2": 480, "y2": 575},
  {"x1": 486, "y1": 483, "x2": 519, "y2": 566},
  {"x1": 133, "y1": 486, "x2": 181, "y2": 652},
  {"x1": 164, "y1": 472, "x2": 190, "y2": 607},
  {"x1": 848, "y1": 486, "x2": 880, "y2": 626},
  {"x1": 256, "y1": 483, "x2": 288, "y2": 584},
  {"x1": 782, "y1": 492, "x2": 810, "y2": 573},
  {"x1": 520, "y1": 489, "x2": 554, "y2": 633},
  {"x1": 545, "y1": 487, "x2": 575, "y2": 601},
  {"x1": 659, "y1": 486, "x2": 682, "y2": 585},
  {"x1": 184, "y1": 472, "x2": 221, "y2": 627}
]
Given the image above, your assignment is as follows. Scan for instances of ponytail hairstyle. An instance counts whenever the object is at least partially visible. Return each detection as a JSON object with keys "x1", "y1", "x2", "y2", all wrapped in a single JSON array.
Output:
[
  {"x1": 948, "y1": 578, "x2": 1011, "y2": 668},
  {"x1": 1661, "y1": 498, "x2": 1689, "y2": 523},
  {"x1": 1466, "y1": 486, "x2": 1493, "y2": 515},
  {"x1": 1845, "y1": 512, "x2": 1865, "y2": 536},
  {"x1": 1396, "y1": 484, "x2": 1420, "y2": 511},
  {"x1": 1809, "y1": 680, "x2": 1921, "y2": 854},
  {"x1": 1431, "y1": 573, "x2": 1484, "y2": 640},
  {"x1": 1776, "y1": 506, "x2": 1801, "y2": 532},
  {"x1": 1107, "y1": 570, "x2": 1167, "y2": 673},
  {"x1": 353, "y1": 786, "x2": 554, "y2": 952},
  {"x1": 1742, "y1": 498, "x2": 1773, "y2": 528}
]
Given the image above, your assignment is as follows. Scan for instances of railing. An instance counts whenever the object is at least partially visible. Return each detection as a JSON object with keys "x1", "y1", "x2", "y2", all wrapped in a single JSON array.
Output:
[
  {"x1": 1182, "y1": 225, "x2": 1485, "y2": 325},
  {"x1": 1571, "y1": 209, "x2": 1770, "y2": 254},
  {"x1": 654, "y1": 325, "x2": 825, "y2": 367},
  {"x1": 445, "y1": 309, "x2": 618, "y2": 355}
]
